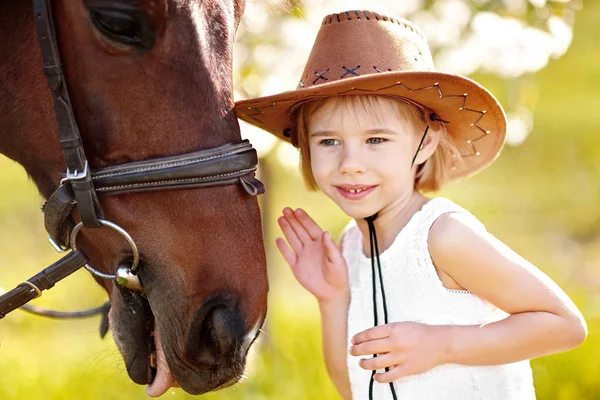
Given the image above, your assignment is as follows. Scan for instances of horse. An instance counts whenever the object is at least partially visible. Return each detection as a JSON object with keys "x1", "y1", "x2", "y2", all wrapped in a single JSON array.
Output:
[{"x1": 0, "y1": 0, "x2": 268, "y2": 396}]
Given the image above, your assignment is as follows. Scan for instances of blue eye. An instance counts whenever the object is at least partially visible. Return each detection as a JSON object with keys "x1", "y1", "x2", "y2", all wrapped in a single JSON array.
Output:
[
  {"x1": 320, "y1": 139, "x2": 340, "y2": 146},
  {"x1": 367, "y1": 137, "x2": 386, "y2": 145}
]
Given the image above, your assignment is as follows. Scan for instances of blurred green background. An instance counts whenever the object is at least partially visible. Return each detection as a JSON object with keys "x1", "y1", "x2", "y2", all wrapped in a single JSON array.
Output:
[{"x1": 1, "y1": 1, "x2": 598, "y2": 399}]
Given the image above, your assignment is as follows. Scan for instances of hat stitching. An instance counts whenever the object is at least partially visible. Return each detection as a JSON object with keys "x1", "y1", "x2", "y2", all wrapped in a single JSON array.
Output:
[
  {"x1": 298, "y1": 76, "x2": 307, "y2": 88},
  {"x1": 247, "y1": 102, "x2": 276, "y2": 124},
  {"x1": 373, "y1": 66, "x2": 392, "y2": 73},
  {"x1": 322, "y1": 11, "x2": 426, "y2": 40},
  {"x1": 313, "y1": 68, "x2": 330, "y2": 84},
  {"x1": 341, "y1": 65, "x2": 361, "y2": 78},
  {"x1": 371, "y1": 83, "x2": 490, "y2": 158}
]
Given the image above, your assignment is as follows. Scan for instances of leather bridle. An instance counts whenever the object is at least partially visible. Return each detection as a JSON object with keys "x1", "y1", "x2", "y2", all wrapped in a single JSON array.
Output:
[{"x1": 0, "y1": 0, "x2": 264, "y2": 319}]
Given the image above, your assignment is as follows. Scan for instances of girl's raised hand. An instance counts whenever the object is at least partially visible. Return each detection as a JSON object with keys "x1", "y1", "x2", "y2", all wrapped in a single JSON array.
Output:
[{"x1": 276, "y1": 208, "x2": 349, "y2": 303}]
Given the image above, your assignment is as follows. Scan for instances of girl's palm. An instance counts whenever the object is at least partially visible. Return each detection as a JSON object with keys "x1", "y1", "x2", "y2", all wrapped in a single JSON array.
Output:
[{"x1": 276, "y1": 208, "x2": 349, "y2": 302}]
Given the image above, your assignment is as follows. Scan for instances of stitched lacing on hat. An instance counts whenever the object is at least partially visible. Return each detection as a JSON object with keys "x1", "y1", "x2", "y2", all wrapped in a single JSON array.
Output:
[{"x1": 322, "y1": 10, "x2": 425, "y2": 40}]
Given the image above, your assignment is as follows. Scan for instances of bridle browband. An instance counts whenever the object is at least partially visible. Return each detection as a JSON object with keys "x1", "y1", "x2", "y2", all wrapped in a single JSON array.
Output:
[
  {"x1": 44, "y1": 140, "x2": 264, "y2": 252},
  {"x1": 0, "y1": 0, "x2": 264, "y2": 320}
]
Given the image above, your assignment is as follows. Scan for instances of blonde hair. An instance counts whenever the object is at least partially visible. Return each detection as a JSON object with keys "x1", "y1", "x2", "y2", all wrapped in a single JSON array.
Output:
[{"x1": 293, "y1": 95, "x2": 462, "y2": 193}]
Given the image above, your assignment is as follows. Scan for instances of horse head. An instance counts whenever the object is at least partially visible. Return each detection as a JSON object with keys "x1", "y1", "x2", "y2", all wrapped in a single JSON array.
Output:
[{"x1": 0, "y1": 0, "x2": 267, "y2": 395}]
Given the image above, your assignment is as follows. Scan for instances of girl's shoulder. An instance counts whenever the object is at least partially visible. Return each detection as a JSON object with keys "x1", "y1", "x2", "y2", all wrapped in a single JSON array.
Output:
[
  {"x1": 415, "y1": 196, "x2": 488, "y2": 248},
  {"x1": 425, "y1": 198, "x2": 496, "y2": 276},
  {"x1": 425, "y1": 197, "x2": 488, "y2": 234},
  {"x1": 420, "y1": 197, "x2": 486, "y2": 229}
]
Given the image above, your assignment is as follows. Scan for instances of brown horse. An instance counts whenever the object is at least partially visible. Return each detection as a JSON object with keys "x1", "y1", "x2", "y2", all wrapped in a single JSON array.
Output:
[{"x1": 0, "y1": 0, "x2": 268, "y2": 396}]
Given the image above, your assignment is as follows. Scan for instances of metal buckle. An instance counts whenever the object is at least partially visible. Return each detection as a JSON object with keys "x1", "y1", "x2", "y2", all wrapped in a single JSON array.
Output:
[
  {"x1": 65, "y1": 161, "x2": 89, "y2": 181},
  {"x1": 18, "y1": 281, "x2": 42, "y2": 299}
]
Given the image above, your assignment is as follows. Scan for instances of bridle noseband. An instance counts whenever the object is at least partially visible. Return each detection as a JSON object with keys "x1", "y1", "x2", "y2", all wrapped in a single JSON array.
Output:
[{"x1": 0, "y1": 0, "x2": 264, "y2": 320}]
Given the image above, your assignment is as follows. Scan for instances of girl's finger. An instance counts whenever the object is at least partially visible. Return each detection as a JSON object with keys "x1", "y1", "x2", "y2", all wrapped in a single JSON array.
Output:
[
  {"x1": 323, "y1": 232, "x2": 343, "y2": 263},
  {"x1": 294, "y1": 208, "x2": 323, "y2": 240},
  {"x1": 282, "y1": 208, "x2": 312, "y2": 244},
  {"x1": 359, "y1": 353, "x2": 398, "y2": 371},
  {"x1": 349, "y1": 338, "x2": 392, "y2": 356},
  {"x1": 374, "y1": 364, "x2": 409, "y2": 383},
  {"x1": 352, "y1": 324, "x2": 392, "y2": 345},
  {"x1": 278, "y1": 216, "x2": 303, "y2": 252},
  {"x1": 275, "y1": 237, "x2": 298, "y2": 268}
]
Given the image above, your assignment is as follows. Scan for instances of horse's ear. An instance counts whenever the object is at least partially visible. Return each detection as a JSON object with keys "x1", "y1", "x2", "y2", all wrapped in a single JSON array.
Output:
[{"x1": 233, "y1": 0, "x2": 246, "y2": 32}]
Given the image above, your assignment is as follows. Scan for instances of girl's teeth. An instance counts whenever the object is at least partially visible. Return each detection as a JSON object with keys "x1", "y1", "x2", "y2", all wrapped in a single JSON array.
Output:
[{"x1": 349, "y1": 188, "x2": 364, "y2": 193}]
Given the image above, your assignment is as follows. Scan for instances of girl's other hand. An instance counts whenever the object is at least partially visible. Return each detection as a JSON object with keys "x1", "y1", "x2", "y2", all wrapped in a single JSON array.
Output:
[
  {"x1": 349, "y1": 322, "x2": 446, "y2": 382},
  {"x1": 276, "y1": 208, "x2": 349, "y2": 303}
]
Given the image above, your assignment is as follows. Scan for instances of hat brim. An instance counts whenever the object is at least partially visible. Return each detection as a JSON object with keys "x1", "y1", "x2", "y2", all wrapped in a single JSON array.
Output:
[{"x1": 235, "y1": 71, "x2": 506, "y2": 182}]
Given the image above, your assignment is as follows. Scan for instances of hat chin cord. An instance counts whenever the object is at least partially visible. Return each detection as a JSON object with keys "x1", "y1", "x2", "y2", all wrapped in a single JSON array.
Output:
[{"x1": 363, "y1": 123, "x2": 429, "y2": 399}]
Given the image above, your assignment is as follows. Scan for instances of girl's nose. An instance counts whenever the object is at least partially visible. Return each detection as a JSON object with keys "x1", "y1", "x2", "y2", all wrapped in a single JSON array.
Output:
[{"x1": 339, "y1": 145, "x2": 366, "y2": 175}]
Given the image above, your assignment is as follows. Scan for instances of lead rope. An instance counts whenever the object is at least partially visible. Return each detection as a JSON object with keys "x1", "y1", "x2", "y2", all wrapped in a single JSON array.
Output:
[{"x1": 365, "y1": 117, "x2": 437, "y2": 399}]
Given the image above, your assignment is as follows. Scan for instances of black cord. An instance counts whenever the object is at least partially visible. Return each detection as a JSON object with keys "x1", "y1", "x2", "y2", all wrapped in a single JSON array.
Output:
[
  {"x1": 366, "y1": 215, "x2": 398, "y2": 400},
  {"x1": 367, "y1": 215, "x2": 378, "y2": 399},
  {"x1": 363, "y1": 123, "x2": 431, "y2": 399},
  {"x1": 411, "y1": 125, "x2": 430, "y2": 167}
]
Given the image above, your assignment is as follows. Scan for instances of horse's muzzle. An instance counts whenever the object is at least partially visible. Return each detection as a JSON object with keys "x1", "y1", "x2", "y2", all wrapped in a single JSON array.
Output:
[{"x1": 167, "y1": 295, "x2": 263, "y2": 395}]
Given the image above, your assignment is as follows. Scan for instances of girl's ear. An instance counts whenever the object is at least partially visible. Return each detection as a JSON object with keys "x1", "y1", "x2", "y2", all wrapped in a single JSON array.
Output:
[{"x1": 414, "y1": 126, "x2": 441, "y2": 165}]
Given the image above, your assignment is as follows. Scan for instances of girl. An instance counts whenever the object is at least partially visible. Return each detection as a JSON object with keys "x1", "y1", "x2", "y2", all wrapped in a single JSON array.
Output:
[{"x1": 235, "y1": 10, "x2": 587, "y2": 400}]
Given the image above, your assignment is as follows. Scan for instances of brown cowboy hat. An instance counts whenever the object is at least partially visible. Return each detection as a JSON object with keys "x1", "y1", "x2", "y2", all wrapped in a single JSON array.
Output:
[{"x1": 234, "y1": 10, "x2": 507, "y2": 181}]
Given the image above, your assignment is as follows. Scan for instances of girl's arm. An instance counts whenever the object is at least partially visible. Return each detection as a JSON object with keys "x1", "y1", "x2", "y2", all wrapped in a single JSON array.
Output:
[
  {"x1": 320, "y1": 297, "x2": 352, "y2": 400},
  {"x1": 276, "y1": 208, "x2": 352, "y2": 398},
  {"x1": 429, "y1": 212, "x2": 587, "y2": 365},
  {"x1": 350, "y1": 212, "x2": 587, "y2": 383}
]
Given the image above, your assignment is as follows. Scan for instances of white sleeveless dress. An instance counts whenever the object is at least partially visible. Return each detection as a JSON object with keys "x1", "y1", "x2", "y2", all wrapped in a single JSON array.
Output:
[{"x1": 341, "y1": 197, "x2": 536, "y2": 400}]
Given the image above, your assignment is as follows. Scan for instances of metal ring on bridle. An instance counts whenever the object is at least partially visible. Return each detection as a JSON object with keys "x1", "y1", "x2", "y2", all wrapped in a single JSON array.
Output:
[{"x1": 70, "y1": 219, "x2": 139, "y2": 280}]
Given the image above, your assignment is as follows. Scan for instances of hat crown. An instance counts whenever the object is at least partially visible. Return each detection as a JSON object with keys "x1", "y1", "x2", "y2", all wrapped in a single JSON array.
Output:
[{"x1": 298, "y1": 11, "x2": 435, "y2": 90}]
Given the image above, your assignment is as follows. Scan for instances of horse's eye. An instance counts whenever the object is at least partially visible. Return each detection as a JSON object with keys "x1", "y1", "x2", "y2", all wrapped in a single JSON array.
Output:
[{"x1": 90, "y1": 9, "x2": 153, "y2": 49}]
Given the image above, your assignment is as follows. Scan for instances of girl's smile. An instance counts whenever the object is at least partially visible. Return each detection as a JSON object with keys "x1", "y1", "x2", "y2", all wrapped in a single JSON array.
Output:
[{"x1": 335, "y1": 184, "x2": 378, "y2": 201}]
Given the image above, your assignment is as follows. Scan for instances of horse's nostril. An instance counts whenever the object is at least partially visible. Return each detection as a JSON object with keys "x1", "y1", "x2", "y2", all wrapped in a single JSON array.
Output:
[
  {"x1": 189, "y1": 297, "x2": 247, "y2": 366},
  {"x1": 209, "y1": 305, "x2": 244, "y2": 355}
]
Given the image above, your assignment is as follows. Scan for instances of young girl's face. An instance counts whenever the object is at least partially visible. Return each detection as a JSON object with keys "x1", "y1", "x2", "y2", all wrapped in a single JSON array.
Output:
[{"x1": 308, "y1": 98, "x2": 422, "y2": 219}]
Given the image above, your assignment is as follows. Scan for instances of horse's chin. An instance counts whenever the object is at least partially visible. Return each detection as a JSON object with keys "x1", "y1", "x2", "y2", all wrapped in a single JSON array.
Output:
[
  {"x1": 108, "y1": 290, "x2": 155, "y2": 386},
  {"x1": 108, "y1": 291, "x2": 179, "y2": 396},
  {"x1": 108, "y1": 286, "x2": 255, "y2": 396}
]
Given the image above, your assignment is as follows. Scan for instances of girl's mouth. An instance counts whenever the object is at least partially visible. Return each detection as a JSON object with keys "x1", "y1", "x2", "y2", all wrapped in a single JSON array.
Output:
[{"x1": 336, "y1": 185, "x2": 377, "y2": 200}]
